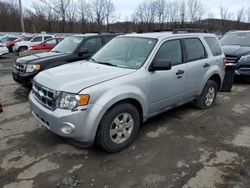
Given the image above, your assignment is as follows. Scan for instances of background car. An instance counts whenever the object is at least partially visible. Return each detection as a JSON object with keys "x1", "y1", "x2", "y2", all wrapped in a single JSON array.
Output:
[
  {"x1": 13, "y1": 34, "x2": 54, "y2": 53},
  {"x1": 29, "y1": 37, "x2": 64, "y2": 51},
  {"x1": 220, "y1": 30, "x2": 250, "y2": 81},
  {"x1": 18, "y1": 37, "x2": 64, "y2": 56},
  {"x1": 6, "y1": 36, "x2": 33, "y2": 52},
  {"x1": 12, "y1": 33, "x2": 121, "y2": 88},
  {"x1": 0, "y1": 36, "x2": 18, "y2": 47},
  {"x1": 0, "y1": 46, "x2": 9, "y2": 57}
]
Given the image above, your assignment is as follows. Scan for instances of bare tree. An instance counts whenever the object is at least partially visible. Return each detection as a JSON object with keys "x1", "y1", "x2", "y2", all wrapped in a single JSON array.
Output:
[
  {"x1": 187, "y1": 0, "x2": 205, "y2": 23},
  {"x1": 236, "y1": 7, "x2": 245, "y2": 22},
  {"x1": 89, "y1": 0, "x2": 105, "y2": 30},
  {"x1": 155, "y1": 0, "x2": 166, "y2": 30},
  {"x1": 66, "y1": 0, "x2": 77, "y2": 31},
  {"x1": 40, "y1": 0, "x2": 71, "y2": 32},
  {"x1": 179, "y1": 1, "x2": 187, "y2": 26},
  {"x1": 103, "y1": 0, "x2": 116, "y2": 32}
]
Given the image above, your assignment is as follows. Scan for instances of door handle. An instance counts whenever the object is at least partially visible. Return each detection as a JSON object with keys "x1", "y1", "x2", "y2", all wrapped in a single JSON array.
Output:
[
  {"x1": 203, "y1": 63, "x2": 210, "y2": 68},
  {"x1": 176, "y1": 70, "x2": 185, "y2": 75}
]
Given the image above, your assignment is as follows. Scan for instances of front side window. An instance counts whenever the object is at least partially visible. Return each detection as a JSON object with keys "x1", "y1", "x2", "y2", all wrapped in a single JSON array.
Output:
[
  {"x1": 84, "y1": 37, "x2": 102, "y2": 53},
  {"x1": 154, "y1": 40, "x2": 182, "y2": 66},
  {"x1": 205, "y1": 37, "x2": 222, "y2": 56},
  {"x1": 91, "y1": 37, "x2": 157, "y2": 69},
  {"x1": 32, "y1": 36, "x2": 42, "y2": 42},
  {"x1": 184, "y1": 38, "x2": 206, "y2": 62}
]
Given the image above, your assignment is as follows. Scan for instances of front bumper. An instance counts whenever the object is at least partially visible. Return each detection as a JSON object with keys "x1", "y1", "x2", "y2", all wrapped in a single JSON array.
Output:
[
  {"x1": 13, "y1": 45, "x2": 19, "y2": 52},
  {"x1": 0, "y1": 47, "x2": 9, "y2": 56},
  {"x1": 29, "y1": 92, "x2": 103, "y2": 143},
  {"x1": 12, "y1": 69, "x2": 35, "y2": 88},
  {"x1": 235, "y1": 65, "x2": 250, "y2": 76}
]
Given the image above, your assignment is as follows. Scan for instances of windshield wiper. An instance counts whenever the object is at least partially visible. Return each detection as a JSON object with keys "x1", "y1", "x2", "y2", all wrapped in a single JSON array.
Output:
[
  {"x1": 51, "y1": 50, "x2": 61, "y2": 53},
  {"x1": 90, "y1": 58, "x2": 117, "y2": 67}
]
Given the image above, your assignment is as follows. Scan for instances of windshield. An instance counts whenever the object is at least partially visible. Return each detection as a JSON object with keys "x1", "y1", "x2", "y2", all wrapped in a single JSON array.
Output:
[
  {"x1": 220, "y1": 33, "x2": 250, "y2": 46},
  {"x1": 51, "y1": 36, "x2": 83, "y2": 54},
  {"x1": 91, "y1": 37, "x2": 157, "y2": 69}
]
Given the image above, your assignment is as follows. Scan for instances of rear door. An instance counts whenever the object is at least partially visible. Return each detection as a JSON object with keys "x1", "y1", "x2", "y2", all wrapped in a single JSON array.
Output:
[
  {"x1": 148, "y1": 39, "x2": 187, "y2": 113},
  {"x1": 183, "y1": 37, "x2": 208, "y2": 98}
]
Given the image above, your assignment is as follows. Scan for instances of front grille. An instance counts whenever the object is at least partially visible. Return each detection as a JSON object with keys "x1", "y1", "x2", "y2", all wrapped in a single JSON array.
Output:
[
  {"x1": 32, "y1": 82, "x2": 60, "y2": 110},
  {"x1": 13, "y1": 63, "x2": 25, "y2": 74},
  {"x1": 225, "y1": 56, "x2": 239, "y2": 64}
]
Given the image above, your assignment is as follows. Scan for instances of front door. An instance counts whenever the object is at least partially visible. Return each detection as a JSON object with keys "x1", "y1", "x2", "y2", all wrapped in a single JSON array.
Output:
[{"x1": 148, "y1": 39, "x2": 187, "y2": 114}]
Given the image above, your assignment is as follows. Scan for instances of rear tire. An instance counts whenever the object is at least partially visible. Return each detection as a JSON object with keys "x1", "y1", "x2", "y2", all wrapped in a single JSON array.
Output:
[
  {"x1": 195, "y1": 80, "x2": 217, "y2": 109},
  {"x1": 96, "y1": 103, "x2": 140, "y2": 153}
]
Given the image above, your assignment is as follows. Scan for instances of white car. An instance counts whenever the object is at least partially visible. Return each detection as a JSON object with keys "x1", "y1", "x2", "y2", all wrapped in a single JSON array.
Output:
[
  {"x1": 13, "y1": 35, "x2": 54, "y2": 53},
  {"x1": 0, "y1": 46, "x2": 9, "y2": 57}
]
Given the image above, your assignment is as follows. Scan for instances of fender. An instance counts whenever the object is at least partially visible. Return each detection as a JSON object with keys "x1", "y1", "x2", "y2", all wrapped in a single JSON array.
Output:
[
  {"x1": 85, "y1": 85, "x2": 148, "y2": 141},
  {"x1": 198, "y1": 65, "x2": 224, "y2": 95}
]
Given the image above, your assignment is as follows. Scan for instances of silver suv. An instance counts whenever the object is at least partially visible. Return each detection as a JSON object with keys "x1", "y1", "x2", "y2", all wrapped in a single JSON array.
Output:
[{"x1": 29, "y1": 31, "x2": 225, "y2": 152}]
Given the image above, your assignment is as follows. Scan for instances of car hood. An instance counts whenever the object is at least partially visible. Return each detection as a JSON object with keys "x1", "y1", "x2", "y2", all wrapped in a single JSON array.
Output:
[
  {"x1": 34, "y1": 61, "x2": 136, "y2": 93},
  {"x1": 222, "y1": 45, "x2": 250, "y2": 57},
  {"x1": 16, "y1": 52, "x2": 68, "y2": 64}
]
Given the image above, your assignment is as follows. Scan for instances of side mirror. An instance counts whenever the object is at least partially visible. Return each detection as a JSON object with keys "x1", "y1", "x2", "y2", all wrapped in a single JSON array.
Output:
[
  {"x1": 149, "y1": 59, "x2": 172, "y2": 72},
  {"x1": 42, "y1": 43, "x2": 46, "y2": 46},
  {"x1": 79, "y1": 47, "x2": 89, "y2": 56}
]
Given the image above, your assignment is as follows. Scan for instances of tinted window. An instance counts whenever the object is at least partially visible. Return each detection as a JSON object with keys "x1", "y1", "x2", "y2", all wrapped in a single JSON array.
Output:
[
  {"x1": 184, "y1": 38, "x2": 206, "y2": 62},
  {"x1": 205, "y1": 37, "x2": 222, "y2": 56},
  {"x1": 84, "y1": 37, "x2": 102, "y2": 53},
  {"x1": 154, "y1": 40, "x2": 182, "y2": 66},
  {"x1": 32, "y1": 36, "x2": 42, "y2": 42},
  {"x1": 44, "y1": 36, "x2": 52, "y2": 40},
  {"x1": 103, "y1": 36, "x2": 115, "y2": 43}
]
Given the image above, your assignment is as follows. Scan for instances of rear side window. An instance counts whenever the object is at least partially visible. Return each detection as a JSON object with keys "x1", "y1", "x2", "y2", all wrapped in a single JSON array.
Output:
[
  {"x1": 44, "y1": 36, "x2": 52, "y2": 40},
  {"x1": 154, "y1": 40, "x2": 182, "y2": 66},
  {"x1": 184, "y1": 38, "x2": 206, "y2": 62},
  {"x1": 204, "y1": 37, "x2": 222, "y2": 56}
]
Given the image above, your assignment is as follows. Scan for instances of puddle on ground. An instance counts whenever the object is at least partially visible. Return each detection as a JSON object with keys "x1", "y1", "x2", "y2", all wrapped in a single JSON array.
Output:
[
  {"x1": 232, "y1": 126, "x2": 250, "y2": 148},
  {"x1": 183, "y1": 150, "x2": 243, "y2": 188}
]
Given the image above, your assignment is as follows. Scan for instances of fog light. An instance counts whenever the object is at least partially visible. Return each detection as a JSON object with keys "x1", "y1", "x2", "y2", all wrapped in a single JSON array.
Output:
[{"x1": 61, "y1": 123, "x2": 76, "y2": 134}]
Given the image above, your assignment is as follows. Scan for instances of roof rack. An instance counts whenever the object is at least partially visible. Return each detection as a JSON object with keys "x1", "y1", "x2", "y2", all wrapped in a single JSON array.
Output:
[{"x1": 173, "y1": 29, "x2": 208, "y2": 34}]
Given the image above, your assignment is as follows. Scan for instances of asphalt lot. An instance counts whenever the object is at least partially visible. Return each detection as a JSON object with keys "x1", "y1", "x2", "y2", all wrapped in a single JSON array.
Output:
[{"x1": 1, "y1": 53, "x2": 250, "y2": 188}]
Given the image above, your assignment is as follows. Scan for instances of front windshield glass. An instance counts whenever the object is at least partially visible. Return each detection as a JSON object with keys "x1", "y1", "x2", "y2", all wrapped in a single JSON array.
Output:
[
  {"x1": 91, "y1": 37, "x2": 157, "y2": 69},
  {"x1": 51, "y1": 36, "x2": 83, "y2": 54},
  {"x1": 220, "y1": 33, "x2": 250, "y2": 46}
]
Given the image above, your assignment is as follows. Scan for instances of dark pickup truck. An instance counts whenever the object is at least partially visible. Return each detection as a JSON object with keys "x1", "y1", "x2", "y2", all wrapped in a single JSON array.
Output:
[{"x1": 12, "y1": 33, "x2": 121, "y2": 88}]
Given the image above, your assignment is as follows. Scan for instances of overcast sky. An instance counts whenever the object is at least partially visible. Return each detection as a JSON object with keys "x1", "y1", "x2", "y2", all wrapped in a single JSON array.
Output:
[{"x1": 21, "y1": 0, "x2": 250, "y2": 21}]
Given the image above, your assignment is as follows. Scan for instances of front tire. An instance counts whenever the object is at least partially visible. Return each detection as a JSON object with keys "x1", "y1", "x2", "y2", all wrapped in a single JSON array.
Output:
[
  {"x1": 195, "y1": 80, "x2": 217, "y2": 109},
  {"x1": 18, "y1": 46, "x2": 28, "y2": 52},
  {"x1": 96, "y1": 103, "x2": 140, "y2": 153}
]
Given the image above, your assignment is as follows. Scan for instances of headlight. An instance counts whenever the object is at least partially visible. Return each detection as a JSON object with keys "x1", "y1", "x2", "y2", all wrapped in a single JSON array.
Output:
[
  {"x1": 59, "y1": 92, "x2": 89, "y2": 110},
  {"x1": 26, "y1": 64, "x2": 40, "y2": 72},
  {"x1": 238, "y1": 55, "x2": 250, "y2": 63}
]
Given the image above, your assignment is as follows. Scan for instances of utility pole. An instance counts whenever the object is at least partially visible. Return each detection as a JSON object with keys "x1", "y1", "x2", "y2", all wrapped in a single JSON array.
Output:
[{"x1": 19, "y1": 0, "x2": 25, "y2": 32}]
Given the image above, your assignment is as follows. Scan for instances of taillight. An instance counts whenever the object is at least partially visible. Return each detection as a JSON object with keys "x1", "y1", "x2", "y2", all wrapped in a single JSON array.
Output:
[{"x1": 223, "y1": 57, "x2": 227, "y2": 69}]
